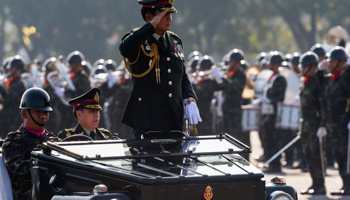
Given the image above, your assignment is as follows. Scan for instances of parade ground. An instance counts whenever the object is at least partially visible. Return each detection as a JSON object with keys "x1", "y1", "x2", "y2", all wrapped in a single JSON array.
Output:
[{"x1": 249, "y1": 131, "x2": 350, "y2": 200}]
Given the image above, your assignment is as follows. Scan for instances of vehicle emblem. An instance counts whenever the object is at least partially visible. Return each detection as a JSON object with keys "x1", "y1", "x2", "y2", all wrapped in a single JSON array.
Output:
[
  {"x1": 202, "y1": 185, "x2": 214, "y2": 200},
  {"x1": 94, "y1": 92, "x2": 99, "y2": 102}
]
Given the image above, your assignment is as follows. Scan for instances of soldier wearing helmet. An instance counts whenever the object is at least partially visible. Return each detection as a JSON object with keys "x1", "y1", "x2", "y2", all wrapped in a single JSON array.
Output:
[
  {"x1": 297, "y1": 52, "x2": 327, "y2": 195},
  {"x1": 291, "y1": 52, "x2": 301, "y2": 75},
  {"x1": 212, "y1": 49, "x2": 247, "y2": 158},
  {"x1": 119, "y1": 0, "x2": 198, "y2": 139},
  {"x1": 253, "y1": 51, "x2": 287, "y2": 172},
  {"x1": 192, "y1": 55, "x2": 216, "y2": 135},
  {"x1": 1, "y1": 88, "x2": 58, "y2": 199},
  {"x1": 326, "y1": 46, "x2": 350, "y2": 195},
  {"x1": 0, "y1": 55, "x2": 26, "y2": 138},
  {"x1": 58, "y1": 51, "x2": 91, "y2": 129}
]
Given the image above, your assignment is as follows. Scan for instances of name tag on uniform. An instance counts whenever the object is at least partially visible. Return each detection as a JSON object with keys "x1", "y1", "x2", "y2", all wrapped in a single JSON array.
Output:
[{"x1": 261, "y1": 102, "x2": 274, "y2": 115}]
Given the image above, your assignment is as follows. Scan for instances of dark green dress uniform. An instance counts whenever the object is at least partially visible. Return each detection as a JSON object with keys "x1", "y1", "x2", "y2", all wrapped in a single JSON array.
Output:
[
  {"x1": 0, "y1": 77, "x2": 26, "y2": 138},
  {"x1": 193, "y1": 78, "x2": 215, "y2": 135},
  {"x1": 57, "y1": 123, "x2": 113, "y2": 140},
  {"x1": 62, "y1": 70, "x2": 91, "y2": 129},
  {"x1": 300, "y1": 74, "x2": 327, "y2": 188},
  {"x1": 119, "y1": 23, "x2": 197, "y2": 137},
  {"x1": 327, "y1": 68, "x2": 350, "y2": 192},
  {"x1": 1, "y1": 124, "x2": 58, "y2": 200},
  {"x1": 57, "y1": 88, "x2": 114, "y2": 140}
]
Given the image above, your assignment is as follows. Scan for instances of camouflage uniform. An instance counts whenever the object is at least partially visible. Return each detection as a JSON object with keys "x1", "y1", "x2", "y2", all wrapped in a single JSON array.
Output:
[
  {"x1": 193, "y1": 78, "x2": 215, "y2": 135},
  {"x1": 260, "y1": 74, "x2": 287, "y2": 169},
  {"x1": 109, "y1": 78, "x2": 133, "y2": 139},
  {"x1": 62, "y1": 71, "x2": 91, "y2": 129},
  {"x1": 57, "y1": 123, "x2": 114, "y2": 140},
  {"x1": 0, "y1": 78, "x2": 26, "y2": 138},
  {"x1": 327, "y1": 65, "x2": 350, "y2": 186},
  {"x1": 300, "y1": 74, "x2": 327, "y2": 186},
  {"x1": 215, "y1": 70, "x2": 247, "y2": 145},
  {"x1": 1, "y1": 124, "x2": 58, "y2": 200}
]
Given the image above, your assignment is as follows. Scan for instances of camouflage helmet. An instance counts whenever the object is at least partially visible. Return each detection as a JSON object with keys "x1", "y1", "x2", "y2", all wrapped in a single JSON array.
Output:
[
  {"x1": 197, "y1": 55, "x2": 215, "y2": 70},
  {"x1": 327, "y1": 46, "x2": 348, "y2": 62},
  {"x1": 228, "y1": 49, "x2": 244, "y2": 62},
  {"x1": 67, "y1": 51, "x2": 85, "y2": 65},
  {"x1": 299, "y1": 51, "x2": 319, "y2": 69},
  {"x1": 310, "y1": 43, "x2": 326, "y2": 57},
  {"x1": 19, "y1": 88, "x2": 53, "y2": 111}
]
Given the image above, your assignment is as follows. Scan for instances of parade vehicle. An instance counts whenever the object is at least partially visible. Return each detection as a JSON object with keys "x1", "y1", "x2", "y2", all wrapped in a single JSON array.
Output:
[{"x1": 0, "y1": 132, "x2": 297, "y2": 200}]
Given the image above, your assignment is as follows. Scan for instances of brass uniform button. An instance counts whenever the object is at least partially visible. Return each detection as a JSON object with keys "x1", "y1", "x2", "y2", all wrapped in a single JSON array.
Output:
[
  {"x1": 168, "y1": 69, "x2": 171, "y2": 73},
  {"x1": 167, "y1": 57, "x2": 170, "y2": 61},
  {"x1": 169, "y1": 93, "x2": 172, "y2": 98},
  {"x1": 169, "y1": 81, "x2": 172, "y2": 85},
  {"x1": 138, "y1": 98, "x2": 142, "y2": 102}
]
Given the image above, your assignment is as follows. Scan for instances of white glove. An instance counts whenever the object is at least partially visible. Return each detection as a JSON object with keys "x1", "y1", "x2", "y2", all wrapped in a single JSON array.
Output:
[
  {"x1": 55, "y1": 87, "x2": 65, "y2": 98},
  {"x1": 261, "y1": 97, "x2": 271, "y2": 103},
  {"x1": 185, "y1": 102, "x2": 202, "y2": 125},
  {"x1": 211, "y1": 69, "x2": 223, "y2": 79},
  {"x1": 107, "y1": 73, "x2": 116, "y2": 88},
  {"x1": 316, "y1": 127, "x2": 327, "y2": 138},
  {"x1": 318, "y1": 59, "x2": 329, "y2": 71},
  {"x1": 347, "y1": 57, "x2": 350, "y2": 66},
  {"x1": 251, "y1": 98, "x2": 262, "y2": 107},
  {"x1": 348, "y1": 121, "x2": 350, "y2": 130},
  {"x1": 293, "y1": 95, "x2": 300, "y2": 104}
]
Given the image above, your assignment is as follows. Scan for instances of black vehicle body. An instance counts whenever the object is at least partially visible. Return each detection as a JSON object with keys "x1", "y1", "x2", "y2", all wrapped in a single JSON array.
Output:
[{"x1": 1, "y1": 134, "x2": 297, "y2": 200}]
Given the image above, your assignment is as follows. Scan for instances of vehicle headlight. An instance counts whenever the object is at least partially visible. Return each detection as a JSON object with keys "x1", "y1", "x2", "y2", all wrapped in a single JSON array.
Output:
[{"x1": 269, "y1": 191, "x2": 293, "y2": 200}]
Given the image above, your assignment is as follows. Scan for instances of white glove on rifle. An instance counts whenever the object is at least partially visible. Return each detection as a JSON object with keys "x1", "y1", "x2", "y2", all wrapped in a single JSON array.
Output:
[
  {"x1": 318, "y1": 59, "x2": 329, "y2": 71},
  {"x1": 211, "y1": 69, "x2": 223, "y2": 79},
  {"x1": 251, "y1": 98, "x2": 262, "y2": 107},
  {"x1": 107, "y1": 73, "x2": 116, "y2": 89},
  {"x1": 55, "y1": 87, "x2": 65, "y2": 98},
  {"x1": 316, "y1": 127, "x2": 327, "y2": 138},
  {"x1": 184, "y1": 102, "x2": 202, "y2": 125}
]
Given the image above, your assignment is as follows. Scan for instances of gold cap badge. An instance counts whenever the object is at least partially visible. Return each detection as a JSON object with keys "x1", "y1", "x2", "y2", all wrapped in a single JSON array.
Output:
[{"x1": 94, "y1": 92, "x2": 99, "y2": 102}]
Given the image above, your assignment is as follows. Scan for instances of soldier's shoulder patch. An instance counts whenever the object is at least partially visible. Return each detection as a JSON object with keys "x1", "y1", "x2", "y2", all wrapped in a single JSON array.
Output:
[{"x1": 168, "y1": 31, "x2": 181, "y2": 41}]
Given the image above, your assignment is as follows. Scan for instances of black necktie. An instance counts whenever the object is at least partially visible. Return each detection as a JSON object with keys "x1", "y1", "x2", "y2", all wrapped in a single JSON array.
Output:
[
  {"x1": 159, "y1": 36, "x2": 167, "y2": 50},
  {"x1": 90, "y1": 131, "x2": 96, "y2": 140}
]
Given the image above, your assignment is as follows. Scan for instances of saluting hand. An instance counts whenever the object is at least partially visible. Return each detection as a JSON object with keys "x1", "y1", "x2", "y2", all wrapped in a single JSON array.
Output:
[{"x1": 150, "y1": 11, "x2": 168, "y2": 29}]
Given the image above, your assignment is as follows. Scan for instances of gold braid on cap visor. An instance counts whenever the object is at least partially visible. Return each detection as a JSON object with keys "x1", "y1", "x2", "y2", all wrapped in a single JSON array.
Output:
[
  {"x1": 160, "y1": 6, "x2": 177, "y2": 13},
  {"x1": 84, "y1": 104, "x2": 102, "y2": 110}
]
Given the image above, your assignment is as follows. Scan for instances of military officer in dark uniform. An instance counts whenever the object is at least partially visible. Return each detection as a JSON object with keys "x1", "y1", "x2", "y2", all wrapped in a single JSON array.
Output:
[
  {"x1": 212, "y1": 49, "x2": 248, "y2": 159},
  {"x1": 2, "y1": 88, "x2": 58, "y2": 200},
  {"x1": 58, "y1": 88, "x2": 114, "y2": 140},
  {"x1": 326, "y1": 47, "x2": 350, "y2": 195},
  {"x1": 298, "y1": 52, "x2": 327, "y2": 195},
  {"x1": 252, "y1": 51, "x2": 287, "y2": 172},
  {"x1": 55, "y1": 51, "x2": 91, "y2": 129},
  {"x1": 0, "y1": 56, "x2": 26, "y2": 138},
  {"x1": 192, "y1": 55, "x2": 216, "y2": 135},
  {"x1": 119, "y1": 0, "x2": 198, "y2": 139}
]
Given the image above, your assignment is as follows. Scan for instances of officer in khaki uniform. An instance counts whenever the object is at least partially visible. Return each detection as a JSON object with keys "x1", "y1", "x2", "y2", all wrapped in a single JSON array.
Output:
[
  {"x1": 58, "y1": 88, "x2": 114, "y2": 140},
  {"x1": 119, "y1": 0, "x2": 198, "y2": 139}
]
